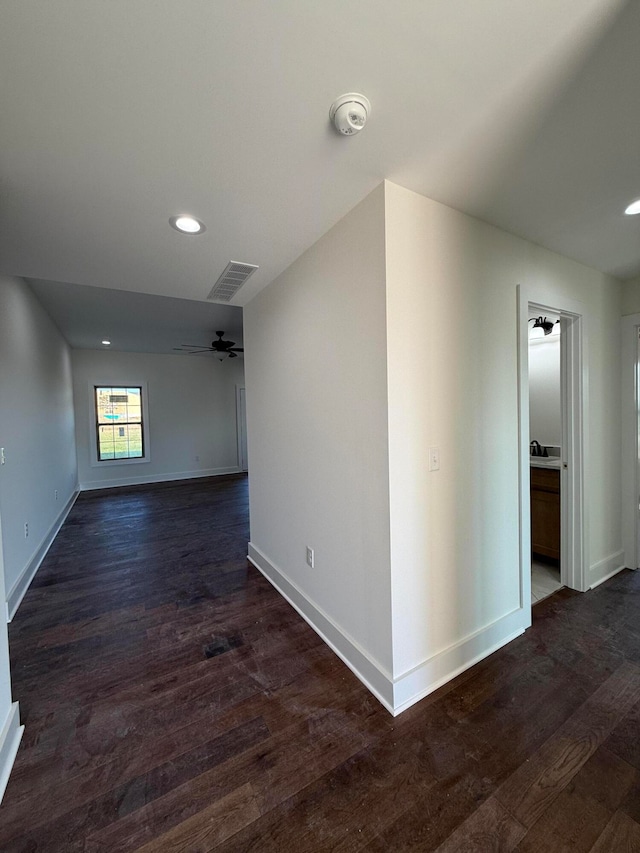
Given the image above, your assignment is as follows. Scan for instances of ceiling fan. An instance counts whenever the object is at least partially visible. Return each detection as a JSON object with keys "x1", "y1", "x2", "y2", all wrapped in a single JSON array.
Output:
[{"x1": 174, "y1": 331, "x2": 244, "y2": 360}]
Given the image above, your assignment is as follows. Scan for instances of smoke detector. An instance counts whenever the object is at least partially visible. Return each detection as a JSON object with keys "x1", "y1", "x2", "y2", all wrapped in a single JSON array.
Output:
[{"x1": 329, "y1": 93, "x2": 371, "y2": 136}]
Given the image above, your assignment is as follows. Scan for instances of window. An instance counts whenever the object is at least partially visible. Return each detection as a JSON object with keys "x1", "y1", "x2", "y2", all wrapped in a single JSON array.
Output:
[{"x1": 94, "y1": 386, "x2": 144, "y2": 461}]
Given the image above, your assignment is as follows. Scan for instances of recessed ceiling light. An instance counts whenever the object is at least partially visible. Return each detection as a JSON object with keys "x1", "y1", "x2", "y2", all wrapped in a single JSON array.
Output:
[
  {"x1": 169, "y1": 215, "x2": 206, "y2": 234},
  {"x1": 101, "y1": 340, "x2": 111, "y2": 346},
  {"x1": 624, "y1": 199, "x2": 640, "y2": 215}
]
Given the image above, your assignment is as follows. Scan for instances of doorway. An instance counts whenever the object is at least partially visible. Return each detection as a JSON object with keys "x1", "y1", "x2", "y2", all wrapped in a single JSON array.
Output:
[
  {"x1": 621, "y1": 316, "x2": 640, "y2": 570},
  {"x1": 236, "y1": 386, "x2": 248, "y2": 473},
  {"x1": 518, "y1": 288, "x2": 587, "y2": 613},
  {"x1": 528, "y1": 311, "x2": 562, "y2": 601}
]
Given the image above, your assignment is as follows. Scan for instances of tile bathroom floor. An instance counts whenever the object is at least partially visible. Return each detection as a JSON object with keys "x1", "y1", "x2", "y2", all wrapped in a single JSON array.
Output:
[{"x1": 532, "y1": 558, "x2": 562, "y2": 602}]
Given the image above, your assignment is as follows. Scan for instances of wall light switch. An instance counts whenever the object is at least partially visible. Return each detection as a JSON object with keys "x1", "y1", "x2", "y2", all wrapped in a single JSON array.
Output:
[
  {"x1": 306, "y1": 546, "x2": 315, "y2": 568},
  {"x1": 429, "y1": 447, "x2": 440, "y2": 472}
]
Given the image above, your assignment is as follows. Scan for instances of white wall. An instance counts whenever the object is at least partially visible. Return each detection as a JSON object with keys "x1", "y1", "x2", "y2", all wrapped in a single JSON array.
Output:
[
  {"x1": 621, "y1": 275, "x2": 640, "y2": 316},
  {"x1": 244, "y1": 184, "x2": 394, "y2": 703},
  {"x1": 384, "y1": 181, "x2": 623, "y2": 706},
  {"x1": 245, "y1": 180, "x2": 624, "y2": 715},
  {"x1": 528, "y1": 335, "x2": 561, "y2": 447},
  {"x1": 0, "y1": 277, "x2": 78, "y2": 605},
  {"x1": 0, "y1": 276, "x2": 74, "y2": 797},
  {"x1": 72, "y1": 349, "x2": 245, "y2": 489}
]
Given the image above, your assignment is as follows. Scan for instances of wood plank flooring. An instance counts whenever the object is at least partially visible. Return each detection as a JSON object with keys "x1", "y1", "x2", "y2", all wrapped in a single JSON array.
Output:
[{"x1": 2, "y1": 475, "x2": 640, "y2": 851}]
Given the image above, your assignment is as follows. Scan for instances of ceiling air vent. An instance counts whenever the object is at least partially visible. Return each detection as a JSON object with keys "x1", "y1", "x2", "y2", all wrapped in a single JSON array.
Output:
[{"x1": 207, "y1": 261, "x2": 259, "y2": 302}]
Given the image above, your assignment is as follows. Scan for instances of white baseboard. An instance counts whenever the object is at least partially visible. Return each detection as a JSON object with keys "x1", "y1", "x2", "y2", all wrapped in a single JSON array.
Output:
[
  {"x1": 588, "y1": 550, "x2": 626, "y2": 590},
  {"x1": 248, "y1": 543, "x2": 395, "y2": 713},
  {"x1": 392, "y1": 613, "x2": 526, "y2": 715},
  {"x1": 79, "y1": 466, "x2": 242, "y2": 491},
  {"x1": 6, "y1": 489, "x2": 80, "y2": 622},
  {"x1": 0, "y1": 703, "x2": 23, "y2": 805},
  {"x1": 248, "y1": 543, "x2": 528, "y2": 716}
]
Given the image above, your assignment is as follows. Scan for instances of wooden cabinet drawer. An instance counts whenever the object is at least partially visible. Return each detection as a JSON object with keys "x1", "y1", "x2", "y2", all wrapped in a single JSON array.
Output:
[{"x1": 530, "y1": 466, "x2": 560, "y2": 492}]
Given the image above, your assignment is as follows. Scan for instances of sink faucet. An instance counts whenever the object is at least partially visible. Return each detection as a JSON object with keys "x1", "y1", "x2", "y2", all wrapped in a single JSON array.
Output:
[{"x1": 530, "y1": 441, "x2": 548, "y2": 458}]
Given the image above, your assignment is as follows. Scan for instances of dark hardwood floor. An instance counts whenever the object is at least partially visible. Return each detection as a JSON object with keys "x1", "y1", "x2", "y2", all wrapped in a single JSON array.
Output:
[{"x1": 2, "y1": 475, "x2": 640, "y2": 851}]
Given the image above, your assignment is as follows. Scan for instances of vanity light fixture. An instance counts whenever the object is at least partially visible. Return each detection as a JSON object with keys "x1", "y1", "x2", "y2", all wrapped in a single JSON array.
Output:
[
  {"x1": 624, "y1": 199, "x2": 640, "y2": 215},
  {"x1": 529, "y1": 316, "x2": 554, "y2": 336},
  {"x1": 169, "y1": 215, "x2": 206, "y2": 234}
]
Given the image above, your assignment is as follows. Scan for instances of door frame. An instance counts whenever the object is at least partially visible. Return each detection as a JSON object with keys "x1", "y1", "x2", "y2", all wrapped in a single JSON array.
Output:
[
  {"x1": 235, "y1": 385, "x2": 248, "y2": 473},
  {"x1": 518, "y1": 286, "x2": 588, "y2": 598}
]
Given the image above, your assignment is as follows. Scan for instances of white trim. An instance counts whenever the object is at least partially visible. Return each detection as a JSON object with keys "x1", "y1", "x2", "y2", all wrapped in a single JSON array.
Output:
[
  {"x1": 621, "y1": 313, "x2": 640, "y2": 569},
  {"x1": 392, "y1": 617, "x2": 526, "y2": 715},
  {"x1": 248, "y1": 543, "x2": 528, "y2": 716},
  {"x1": 588, "y1": 550, "x2": 626, "y2": 590},
  {"x1": 518, "y1": 286, "x2": 588, "y2": 596},
  {"x1": 88, "y1": 381, "x2": 151, "y2": 468},
  {"x1": 0, "y1": 703, "x2": 24, "y2": 805},
  {"x1": 248, "y1": 543, "x2": 395, "y2": 713},
  {"x1": 517, "y1": 292, "x2": 533, "y2": 615},
  {"x1": 560, "y1": 308, "x2": 588, "y2": 592},
  {"x1": 79, "y1": 466, "x2": 241, "y2": 492},
  {"x1": 235, "y1": 385, "x2": 248, "y2": 473},
  {"x1": 6, "y1": 489, "x2": 79, "y2": 622}
]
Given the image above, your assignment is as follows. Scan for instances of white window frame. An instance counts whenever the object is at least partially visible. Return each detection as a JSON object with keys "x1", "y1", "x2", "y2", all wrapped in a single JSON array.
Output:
[{"x1": 89, "y1": 380, "x2": 151, "y2": 467}]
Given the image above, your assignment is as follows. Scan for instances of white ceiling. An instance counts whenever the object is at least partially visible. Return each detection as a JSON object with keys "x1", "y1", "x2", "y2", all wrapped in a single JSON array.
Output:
[
  {"x1": 28, "y1": 279, "x2": 243, "y2": 355},
  {"x1": 1, "y1": 1, "x2": 639, "y2": 348}
]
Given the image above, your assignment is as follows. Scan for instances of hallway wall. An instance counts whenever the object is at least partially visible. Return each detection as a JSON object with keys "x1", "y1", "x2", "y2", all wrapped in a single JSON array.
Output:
[
  {"x1": 384, "y1": 181, "x2": 623, "y2": 705},
  {"x1": 0, "y1": 276, "x2": 75, "y2": 800},
  {"x1": 244, "y1": 184, "x2": 394, "y2": 703},
  {"x1": 244, "y1": 180, "x2": 624, "y2": 714},
  {"x1": 0, "y1": 277, "x2": 77, "y2": 611}
]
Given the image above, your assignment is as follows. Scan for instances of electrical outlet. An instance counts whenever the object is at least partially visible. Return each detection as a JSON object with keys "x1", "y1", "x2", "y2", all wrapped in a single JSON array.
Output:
[
  {"x1": 0, "y1": 447, "x2": 5, "y2": 465},
  {"x1": 55, "y1": 489, "x2": 58, "y2": 501},
  {"x1": 24, "y1": 522, "x2": 29, "y2": 539},
  {"x1": 429, "y1": 446, "x2": 440, "y2": 472},
  {"x1": 306, "y1": 546, "x2": 314, "y2": 568}
]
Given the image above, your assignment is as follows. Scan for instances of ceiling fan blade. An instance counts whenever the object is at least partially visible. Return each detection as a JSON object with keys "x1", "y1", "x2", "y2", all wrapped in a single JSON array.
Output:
[
  {"x1": 180, "y1": 343, "x2": 211, "y2": 348},
  {"x1": 228, "y1": 352, "x2": 238, "y2": 358},
  {"x1": 229, "y1": 347, "x2": 244, "y2": 352}
]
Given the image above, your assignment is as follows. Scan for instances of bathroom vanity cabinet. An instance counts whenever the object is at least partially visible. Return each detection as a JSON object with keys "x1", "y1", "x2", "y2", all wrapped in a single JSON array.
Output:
[{"x1": 530, "y1": 466, "x2": 560, "y2": 561}]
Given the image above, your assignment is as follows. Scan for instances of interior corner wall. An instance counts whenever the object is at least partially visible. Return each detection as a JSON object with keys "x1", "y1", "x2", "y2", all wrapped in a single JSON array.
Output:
[
  {"x1": 72, "y1": 349, "x2": 245, "y2": 489},
  {"x1": 383, "y1": 181, "x2": 623, "y2": 710},
  {"x1": 0, "y1": 276, "x2": 78, "y2": 606},
  {"x1": 243, "y1": 184, "x2": 394, "y2": 707}
]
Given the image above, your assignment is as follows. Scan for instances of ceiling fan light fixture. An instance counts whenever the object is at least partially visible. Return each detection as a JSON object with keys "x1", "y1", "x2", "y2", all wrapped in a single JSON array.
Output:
[
  {"x1": 101, "y1": 339, "x2": 111, "y2": 346},
  {"x1": 624, "y1": 199, "x2": 640, "y2": 216},
  {"x1": 175, "y1": 330, "x2": 244, "y2": 359},
  {"x1": 169, "y1": 215, "x2": 206, "y2": 234}
]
